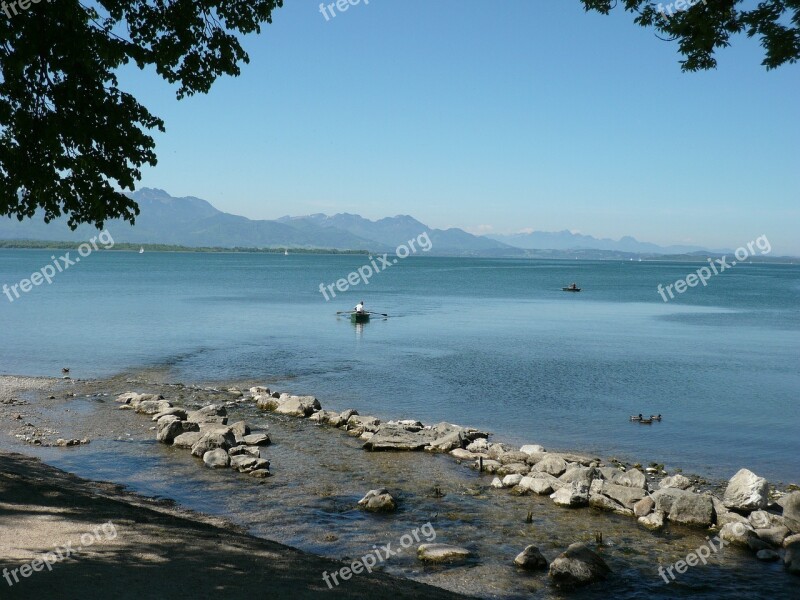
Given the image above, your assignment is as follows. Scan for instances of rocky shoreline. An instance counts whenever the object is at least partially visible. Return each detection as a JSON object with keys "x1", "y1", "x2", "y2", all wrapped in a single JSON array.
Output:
[{"x1": 105, "y1": 382, "x2": 800, "y2": 588}]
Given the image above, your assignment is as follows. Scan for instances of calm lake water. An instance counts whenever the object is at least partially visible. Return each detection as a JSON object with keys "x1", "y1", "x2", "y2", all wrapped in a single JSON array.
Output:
[{"x1": 1, "y1": 250, "x2": 798, "y2": 483}]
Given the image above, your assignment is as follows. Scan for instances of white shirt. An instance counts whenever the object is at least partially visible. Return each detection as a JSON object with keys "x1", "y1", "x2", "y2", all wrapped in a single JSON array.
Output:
[{"x1": 355, "y1": 303, "x2": 364, "y2": 312}]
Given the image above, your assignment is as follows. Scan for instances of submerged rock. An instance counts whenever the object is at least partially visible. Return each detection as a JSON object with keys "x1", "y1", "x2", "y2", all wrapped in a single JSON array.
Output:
[
  {"x1": 638, "y1": 510, "x2": 665, "y2": 531},
  {"x1": 548, "y1": 543, "x2": 610, "y2": 587},
  {"x1": 514, "y1": 545, "x2": 548, "y2": 570},
  {"x1": 417, "y1": 544, "x2": 471, "y2": 563},
  {"x1": 358, "y1": 488, "x2": 397, "y2": 512},
  {"x1": 723, "y1": 468, "x2": 769, "y2": 512}
]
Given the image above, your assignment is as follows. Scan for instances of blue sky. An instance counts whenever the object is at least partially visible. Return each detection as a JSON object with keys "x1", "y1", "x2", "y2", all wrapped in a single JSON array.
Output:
[{"x1": 122, "y1": 1, "x2": 800, "y2": 254}]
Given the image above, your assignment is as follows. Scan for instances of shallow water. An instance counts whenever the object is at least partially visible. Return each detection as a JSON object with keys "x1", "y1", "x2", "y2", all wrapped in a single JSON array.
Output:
[
  {"x1": 1, "y1": 251, "x2": 798, "y2": 483},
  {"x1": 2, "y1": 376, "x2": 795, "y2": 599}
]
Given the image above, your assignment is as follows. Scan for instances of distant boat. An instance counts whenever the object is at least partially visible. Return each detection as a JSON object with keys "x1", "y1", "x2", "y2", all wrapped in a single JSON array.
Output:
[
  {"x1": 350, "y1": 312, "x2": 370, "y2": 324},
  {"x1": 139, "y1": 247, "x2": 144, "y2": 254},
  {"x1": 562, "y1": 283, "x2": 581, "y2": 292},
  {"x1": 284, "y1": 249, "x2": 288, "y2": 256}
]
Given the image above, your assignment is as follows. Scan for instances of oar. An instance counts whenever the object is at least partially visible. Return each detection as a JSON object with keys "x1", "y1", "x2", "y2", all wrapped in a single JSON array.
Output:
[
  {"x1": 335, "y1": 311, "x2": 353, "y2": 315},
  {"x1": 366, "y1": 311, "x2": 389, "y2": 317}
]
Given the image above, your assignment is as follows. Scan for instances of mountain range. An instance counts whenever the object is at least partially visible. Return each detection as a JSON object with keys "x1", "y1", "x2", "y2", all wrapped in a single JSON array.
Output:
[{"x1": 0, "y1": 188, "x2": 720, "y2": 257}]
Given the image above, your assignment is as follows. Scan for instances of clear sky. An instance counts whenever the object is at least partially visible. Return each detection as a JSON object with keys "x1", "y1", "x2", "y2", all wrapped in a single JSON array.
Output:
[{"x1": 121, "y1": 1, "x2": 800, "y2": 254}]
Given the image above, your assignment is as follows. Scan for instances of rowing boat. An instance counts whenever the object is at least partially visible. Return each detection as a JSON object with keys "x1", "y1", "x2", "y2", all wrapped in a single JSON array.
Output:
[{"x1": 350, "y1": 312, "x2": 370, "y2": 323}]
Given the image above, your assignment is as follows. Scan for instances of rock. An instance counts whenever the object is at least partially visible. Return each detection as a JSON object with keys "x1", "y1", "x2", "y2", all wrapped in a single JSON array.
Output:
[
  {"x1": 187, "y1": 405, "x2": 228, "y2": 424},
  {"x1": 275, "y1": 395, "x2": 321, "y2": 417},
  {"x1": 309, "y1": 410, "x2": 338, "y2": 425},
  {"x1": 669, "y1": 492, "x2": 714, "y2": 527},
  {"x1": 491, "y1": 477, "x2": 504, "y2": 489},
  {"x1": 784, "y1": 533, "x2": 800, "y2": 548},
  {"x1": 756, "y1": 549, "x2": 780, "y2": 561},
  {"x1": 548, "y1": 543, "x2": 610, "y2": 587},
  {"x1": 417, "y1": 544, "x2": 471, "y2": 563},
  {"x1": 638, "y1": 510, "x2": 666, "y2": 531},
  {"x1": 157, "y1": 416, "x2": 199, "y2": 444},
  {"x1": 347, "y1": 415, "x2": 381, "y2": 436},
  {"x1": 229, "y1": 445, "x2": 261, "y2": 457},
  {"x1": 589, "y1": 480, "x2": 646, "y2": 509},
  {"x1": 499, "y1": 451, "x2": 531, "y2": 465},
  {"x1": 634, "y1": 496, "x2": 655, "y2": 517},
  {"x1": 487, "y1": 443, "x2": 514, "y2": 460},
  {"x1": 785, "y1": 542, "x2": 800, "y2": 574},
  {"x1": 719, "y1": 522, "x2": 769, "y2": 551},
  {"x1": 560, "y1": 467, "x2": 602, "y2": 487},
  {"x1": 502, "y1": 474, "x2": 524, "y2": 488},
  {"x1": 363, "y1": 424, "x2": 432, "y2": 451},
  {"x1": 755, "y1": 526, "x2": 790, "y2": 547},
  {"x1": 466, "y1": 438, "x2": 489, "y2": 453},
  {"x1": 749, "y1": 510, "x2": 785, "y2": 530},
  {"x1": 531, "y1": 455, "x2": 568, "y2": 477},
  {"x1": 203, "y1": 449, "x2": 230, "y2": 469},
  {"x1": 426, "y1": 422, "x2": 479, "y2": 452},
  {"x1": 229, "y1": 421, "x2": 251, "y2": 438},
  {"x1": 652, "y1": 488, "x2": 691, "y2": 514},
  {"x1": 611, "y1": 468, "x2": 647, "y2": 489},
  {"x1": 498, "y1": 463, "x2": 531, "y2": 476},
  {"x1": 339, "y1": 409, "x2": 359, "y2": 422},
  {"x1": 476, "y1": 459, "x2": 502, "y2": 473},
  {"x1": 514, "y1": 545, "x2": 548, "y2": 570},
  {"x1": 249, "y1": 386, "x2": 270, "y2": 395},
  {"x1": 135, "y1": 399, "x2": 172, "y2": 415},
  {"x1": 151, "y1": 408, "x2": 188, "y2": 421},
  {"x1": 519, "y1": 473, "x2": 564, "y2": 495},
  {"x1": 520, "y1": 444, "x2": 546, "y2": 455},
  {"x1": 723, "y1": 468, "x2": 769, "y2": 512},
  {"x1": 242, "y1": 433, "x2": 270, "y2": 446},
  {"x1": 255, "y1": 395, "x2": 279, "y2": 411},
  {"x1": 589, "y1": 493, "x2": 632, "y2": 516},
  {"x1": 550, "y1": 482, "x2": 590, "y2": 508},
  {"x1": 230, "y1": 455, "x2": 270, "y2": 473},
  {"x1": 659, "y1": 474, "x2": 692, "y2": 490},
  {"x1": 172, "y1": 431, "x2": 203, "y2": 448},
  {"x1": 358, "y1": 488, "x2": 397, "y2": 513},
  {"x1": 249, "y1": 469, "x2": 271, "y2": 479},
  {"x1": 451, "y1": 448, "x2": 483, "y2": 460},
  {"x1": 190, "y1": 428, "x2": 236, "y2": 457},
  {"x1": 782, "y1": 492, "x2": 800, "y2": 533}
]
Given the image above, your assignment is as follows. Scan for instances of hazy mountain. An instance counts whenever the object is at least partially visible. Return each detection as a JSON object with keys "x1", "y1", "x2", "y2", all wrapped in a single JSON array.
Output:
[
  {"x1": 487, "y1": 230, "x2": 715, "y2": 254},
  {"x1": 0, "y1": 188, "x2": 517, "y2": 255}
]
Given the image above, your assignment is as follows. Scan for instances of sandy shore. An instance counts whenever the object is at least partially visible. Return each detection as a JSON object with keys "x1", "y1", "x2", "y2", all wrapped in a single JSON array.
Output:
[{"x1": 0, "y1": 450, "x2": 467, "y2": 599}]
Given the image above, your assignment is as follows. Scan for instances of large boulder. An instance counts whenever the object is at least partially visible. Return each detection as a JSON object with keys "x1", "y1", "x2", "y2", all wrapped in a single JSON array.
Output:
[
  {"x1": 669, "y1": 492, "x2": 714, "y2": 527},
  {"x1": 242, "y1": 433, "x2": 270, "y2": 446},
  {"x1": 514, "y1": 545, "x2": 548, "y2": 570},
  {"x1": 720, "y1": 522, "x2": 771, "y2": 551},
  {"x1": 782, "y1": 492, "x2": 800, "y2": 533},
  {"x1": 498, "y1": 463, "x2": 531, "y2": 477},
  {"x1": 551, "y1": 482, "x2": 590, "y2": 508},
  {"x1": 548, "y1": 543, "x2": 610, "y2": 587},
  {"x1": 172, "y1": 431, "x2": 203, "y2": 449},
  {"x1": 135, "y1": 399, "x2": 172, "y2": 415},
  {"x1": 275, "y1": 395, "x2": 321, "y2": 417},
  {"x1": 723, "y1": 469, "x2": 769, "y2": 512},
  {"x1": 590, "y1": 480, "x2": 646, "y2": 509},
  {"x1": 363, "y1": 424, "x2": 433, "y2": 451},
  {"x1": 346, "y1": 415, "x2": 381, "y2": 436},
  {"x1": 659, "y1": 474, "x2": 692, "y2": 490},
  {"x1": 755, "y1": 526, "x2": 790, "y2": 547},
  {"x1": 190, "y1": 428, "x2": 236, "y2": 457},
  {"x1": 531, "y1": 455, "x2": 568, "y2": 477},
  {"x1": 417, "y1": 544, "x2": 471, "y2": 563},
  {"x1": 358, "y1": 488, "x2": 397, "y2": 512},
  {"x1": 611, "y1": 468, "x2": 647, "y2": 489},
  {"x1": 151, "y1": 407, "x2": 188, "y2": 421},
  {"x1": 589, "y1": 493, "x2": 632, "y2": 516},
  {"x1": 203, "y1": 449, "x2": 230, "y2": 469},
  {"x1": 156, "y1": 416, "x2": 199, "y2": 444},
  {"x1": 560, "y1": 467, "x2": 602, "y2": 487},
  {"x1": 519, "y1": 473, "x2": 565, "y2": 495},
  {"x1": 187, "y1": 405, "x2": 228, "y2": 425}
]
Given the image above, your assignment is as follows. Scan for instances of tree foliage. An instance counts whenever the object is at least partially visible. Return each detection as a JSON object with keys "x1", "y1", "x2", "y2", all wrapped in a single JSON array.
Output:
[
  {"x1": 0, "y1": 0, "x2": 282, "y2": 229},
  {"x1": 581, "y1": 0, "x2": 800, "y2": 71}
]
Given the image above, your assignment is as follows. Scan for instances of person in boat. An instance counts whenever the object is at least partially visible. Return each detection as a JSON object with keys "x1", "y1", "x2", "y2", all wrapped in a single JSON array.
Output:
[
  {"x1": 354, "y1": 301, "x2": 365, "y2": 314},
  {"x1": 570, "y1": 283, "x2": 578, "y2": 290}
]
